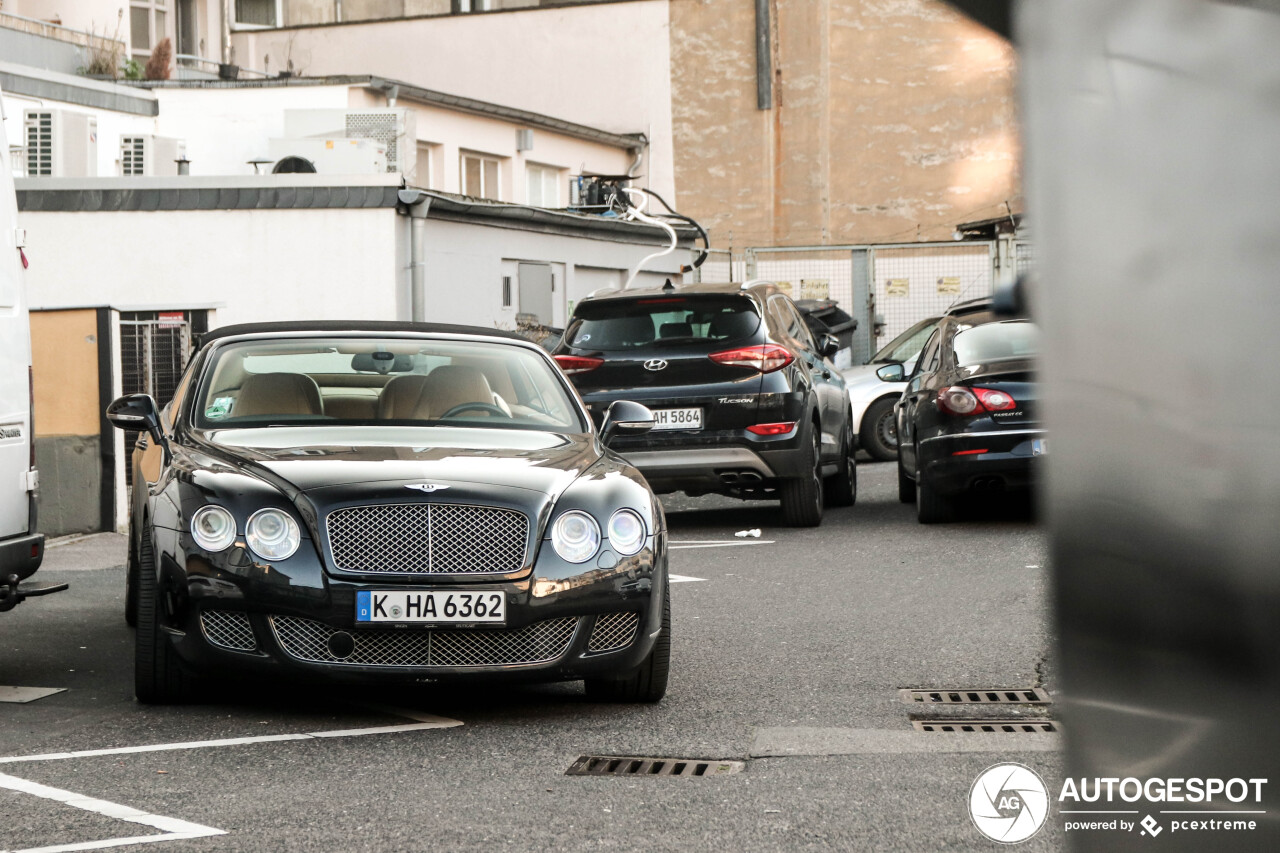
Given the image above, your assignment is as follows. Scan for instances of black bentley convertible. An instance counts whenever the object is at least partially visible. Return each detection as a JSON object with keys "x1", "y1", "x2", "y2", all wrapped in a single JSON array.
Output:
[{"x1": 107, "y1": 321, "x2": 669, "y2": 704}]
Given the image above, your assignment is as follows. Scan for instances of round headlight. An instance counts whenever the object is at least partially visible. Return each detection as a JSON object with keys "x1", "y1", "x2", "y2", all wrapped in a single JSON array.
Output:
[
  {"x1": 607, "y1": 509, "x2": 646, "y2": 556},
  {"x1": 191, "y1": 505, "x2": 236, "y2": 552},
  {"x1": 551, "y1": 511, "x2": 601, "y2": 564},
  {"x1": 245, "y1": 508, "x2": 300, "y2": 561}
]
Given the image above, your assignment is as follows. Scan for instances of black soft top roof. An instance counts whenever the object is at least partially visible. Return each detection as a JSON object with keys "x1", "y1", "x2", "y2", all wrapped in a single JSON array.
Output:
[{"x1": 199, "y1": 320, "x2": 530, "y2": 346}]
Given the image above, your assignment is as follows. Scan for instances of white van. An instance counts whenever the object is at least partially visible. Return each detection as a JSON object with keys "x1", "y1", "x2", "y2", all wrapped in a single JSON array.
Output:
[{"x1": 0, "y1": 88, "x2": 60, "y2": 612}]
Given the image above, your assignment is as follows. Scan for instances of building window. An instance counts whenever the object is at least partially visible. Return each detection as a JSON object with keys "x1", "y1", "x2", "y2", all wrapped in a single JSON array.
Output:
[
  {"x1": 235, "y1": 0, "x2": 278, "y2": 27},
  {"x1": 414, "y1": 142, "x2": 437, "y2": 189},
  {"x1": 462, "y1": 152, "x2": 501, "y2": 200},
  {"x1": 130, "y1": 0, "x2": 168, "y2": 58},
  {"x1": 502, "y1": 276, "x2": 513, "y2": 308},
  {"x1": 526, "y1": 163, "x2": 563, "y2": 208}
]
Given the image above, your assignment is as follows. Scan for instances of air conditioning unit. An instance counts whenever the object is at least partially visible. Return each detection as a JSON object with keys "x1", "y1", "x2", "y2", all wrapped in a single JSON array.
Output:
[
  {"x1": 120, "y1": 135, "x2": 187, "y2": 177},
  {"x1": 266, "y1": 138, "x2": 388, "y2": 175},
  {"x1": 23, "y1": 110, "x2": 97, "y2": 177},
  {"x1": 283, "y1": 109, "x2": 417, "y2": 178}
]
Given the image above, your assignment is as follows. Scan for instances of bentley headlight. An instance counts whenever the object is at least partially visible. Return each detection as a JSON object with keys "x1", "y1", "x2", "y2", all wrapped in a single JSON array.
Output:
[
  {"x1": 551, "y1": 511, "x2": 601, "y2": 564},
  {"x1": 245, "y1": 508, "x2": 300, "y2": 561},
  {"x1": 191, "y1": 505, "x2": 236, "y2": 552},
  {"x1": 607, "y1": 509, "x2": 646, "y2": 556}
]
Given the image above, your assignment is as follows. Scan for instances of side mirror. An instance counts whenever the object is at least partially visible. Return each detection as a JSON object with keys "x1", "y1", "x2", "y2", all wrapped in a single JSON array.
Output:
[
  {"x1": 819, "y1": 334, "x2": 840, "y2": 359},
  {"x1": 106, "y1": 394, "x2": 163, "y2": 441},
  {"x1": 876, "y1": 363, "x2": 906, "y2": 383},
  {"x1": 600, "y1": 400, "x2": 654, "y2": 446}
]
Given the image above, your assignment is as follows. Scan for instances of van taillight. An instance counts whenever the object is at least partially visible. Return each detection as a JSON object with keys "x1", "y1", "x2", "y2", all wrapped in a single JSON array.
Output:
[
  {"x1": 553, "y1": 355, "x2": 604, "y2": 375},
  {"x1": 708, "y1": 344, "x2": 793, "y2": 373}
]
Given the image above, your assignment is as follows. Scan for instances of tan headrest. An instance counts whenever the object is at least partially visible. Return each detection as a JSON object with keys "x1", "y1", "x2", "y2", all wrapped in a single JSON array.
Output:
[
  {"x1": 378, "y1": 374, "x2": 429, "y2": 419},
  {"x1": 232, "y1": 373, "x2": 323, "y2": 418},
  {"x1": 414, "y1": 365, "x2": 494, "y2": 419}
]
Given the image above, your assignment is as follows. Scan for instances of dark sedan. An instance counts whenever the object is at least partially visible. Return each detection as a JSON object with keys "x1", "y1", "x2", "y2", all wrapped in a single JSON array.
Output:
[
  {"x1": 885, "y1": 299, "x2": 1043, "y2": 523},
  {"x1": 107, "y1": 321, "x2": 670, "y2": 704},
  {"x1": 551, "y1": 282, "x2": 855, "y2": 527}
]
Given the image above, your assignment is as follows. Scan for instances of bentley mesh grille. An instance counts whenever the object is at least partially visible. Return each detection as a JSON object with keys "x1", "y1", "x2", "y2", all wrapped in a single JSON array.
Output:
[
  {"x1": 200, "y1": 610, "x2": 257, "y2": 652},
  {"x1": 326, "y1": 503, "x2": 529, "y2": 575},
  {"x1": 269, "y1": 616, "x2": 578, "y2": 668},
  {"x1": 587, "y1": 612, "x2": 640, "y2": 652}
]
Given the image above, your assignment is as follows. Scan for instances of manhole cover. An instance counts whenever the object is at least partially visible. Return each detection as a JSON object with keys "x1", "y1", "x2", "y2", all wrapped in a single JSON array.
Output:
[
  {"x1": 899, "y1": 687, "x2": 1050, "y2": 705},
  {"x1": 565, "y1": 755, "x2": 745, "y2": 777},
  {"x1": 912, "y1": 720, "x2": 1058, "y2": 733}
]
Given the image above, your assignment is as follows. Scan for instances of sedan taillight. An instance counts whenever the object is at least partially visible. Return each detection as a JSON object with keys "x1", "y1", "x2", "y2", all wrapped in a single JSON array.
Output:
[
  {"x1": 554, "y1": 355, "x2": 604, "y2": 375},
  {"x1": 937, "y1": 386, "x2": 1018, "y2": 416},
  {"x1": 708, "y1": 344, "x2": 794, "y2": 373}
]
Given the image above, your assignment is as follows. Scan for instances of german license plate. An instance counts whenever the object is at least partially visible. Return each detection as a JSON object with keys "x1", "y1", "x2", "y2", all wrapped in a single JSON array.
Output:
[
  {"x1": 651, "y1": 407, "x2": 703, "y2": 430},
  {"x1": 356, "y1": 590, "x2": 505, "y2": 624},
  {"x1": 1032, "y1": 438, "x2": 1049, "y2": 457}
]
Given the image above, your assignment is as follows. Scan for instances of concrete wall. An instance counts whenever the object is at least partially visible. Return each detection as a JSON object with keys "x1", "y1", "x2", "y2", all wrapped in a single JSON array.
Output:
[
  {"x1": 232, "y1": 0, "x2": 676, "y2": 201},
  {"x1": 21, "y1": 206, "x2": 402, "y2": 325},
  {"x1": 669, "y1": 0, "x2": 1020, "y2": 247},
  {"x1": 29, "y1": 308, "x2": 101, "y2": 537}
]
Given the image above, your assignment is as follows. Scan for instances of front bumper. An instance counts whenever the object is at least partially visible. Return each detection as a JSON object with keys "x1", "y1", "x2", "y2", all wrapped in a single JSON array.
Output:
[
  {"x1": 918, "y1": 429, "x2": 1045, "y2": 496},
  {"x1": 158, "y1": 532, "x2": 667, "y2": 685}
]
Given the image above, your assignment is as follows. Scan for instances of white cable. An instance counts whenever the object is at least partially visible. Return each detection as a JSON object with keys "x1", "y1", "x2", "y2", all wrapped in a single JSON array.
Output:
[{"x1": 620, "y1": 187, "x2": 678, "y2": 290}]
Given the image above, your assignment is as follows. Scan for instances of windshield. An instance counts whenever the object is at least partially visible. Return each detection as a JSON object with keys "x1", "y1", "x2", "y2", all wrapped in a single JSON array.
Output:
[
  {"x1": 951, "y1": 320, "x2": 1040, "y2": 367},
  {"x1": 193, "y1": 337, "x2": 585, "y2": 432},
  {"x1": 872, "y1": 317, "x2": 939, "y2": 363},
  {"x1": 565, "y1": 296, "x2": 762, "y2": 350}
]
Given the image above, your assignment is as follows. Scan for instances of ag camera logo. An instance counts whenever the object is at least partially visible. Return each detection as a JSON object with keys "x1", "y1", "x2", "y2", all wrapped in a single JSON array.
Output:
[{"x1": 969, "y1": 763, "x2": 1050, "y2": 844}]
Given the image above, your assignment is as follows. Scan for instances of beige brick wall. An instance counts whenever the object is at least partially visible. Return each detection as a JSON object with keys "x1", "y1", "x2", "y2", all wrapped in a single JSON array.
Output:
[{"x1": 670, "y1": 0, "x2": 1020, "y2": 248}]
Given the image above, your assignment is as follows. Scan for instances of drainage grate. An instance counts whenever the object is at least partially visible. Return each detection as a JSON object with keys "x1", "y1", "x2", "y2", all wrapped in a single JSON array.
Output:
[
  {"x1": 913, "y1": 720, "x2": 1059, "y2": 733},
  {"x1": 900, "y1": 687, "x2": 1050, "y2": 705},
  {"x1": 565, "y1": 755, "x2": 745, "y2": 778}
]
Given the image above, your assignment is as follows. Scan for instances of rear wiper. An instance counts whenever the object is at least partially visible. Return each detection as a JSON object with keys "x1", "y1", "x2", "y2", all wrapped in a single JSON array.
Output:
[{"x1": 651, "y1": 337, "x2": 702, "y2": 346}]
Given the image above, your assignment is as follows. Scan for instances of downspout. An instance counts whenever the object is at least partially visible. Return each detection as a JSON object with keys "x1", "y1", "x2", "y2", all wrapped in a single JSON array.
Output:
[
  {"x1": 398, "y1": 190, "x2": 432, "y2": 322},
  {"x1": 221, "y1": 0, "x2": 232, "y2": 64}
]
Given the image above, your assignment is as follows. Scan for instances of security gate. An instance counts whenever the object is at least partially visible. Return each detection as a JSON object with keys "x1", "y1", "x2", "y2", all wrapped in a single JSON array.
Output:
[{"x1": 119, "y1": 311, "x2": 205, "y2": 484}]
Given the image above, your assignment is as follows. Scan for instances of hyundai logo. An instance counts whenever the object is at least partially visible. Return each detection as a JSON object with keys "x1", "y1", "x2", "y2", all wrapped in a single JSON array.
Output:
[
  {"x1": 644, "y1": 359, "x2": 668, "y2": 372},
  {"x1": 405, "y1": 484, "x2": 450, "y2": 493}
]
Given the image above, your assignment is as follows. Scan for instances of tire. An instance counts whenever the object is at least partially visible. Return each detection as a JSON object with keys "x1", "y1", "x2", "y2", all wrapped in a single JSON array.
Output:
[
  {"x1": 861, "y1": 398, "x2": 900, "y2": 462},
  {"x1": 824, "y1": 420, "x2": 857, "y2": 507},
  {"x1": 916, "y1": 474, "x2": 956, "y2": 524},
  {"x1": 124, "y1": 532, "x2": 139, "y2": 628},
  {"x1": 134, "y1": 523, "x2": 194, "y2": 704},
  {"x1": 584, "y1": 577, "x2": 671, "y2": 703},
  {"x1": 897, "y1": 454, "x2": 916, "y2": 504},
  {"x1": 780, "y1": 422, "x2": 824, "y2": 527}
]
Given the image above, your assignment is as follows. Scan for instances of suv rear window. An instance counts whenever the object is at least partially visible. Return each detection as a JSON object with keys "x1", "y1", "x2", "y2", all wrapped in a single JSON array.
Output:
[{"x1": 565, "y1": 296, "x2": 762, "y2": 350}]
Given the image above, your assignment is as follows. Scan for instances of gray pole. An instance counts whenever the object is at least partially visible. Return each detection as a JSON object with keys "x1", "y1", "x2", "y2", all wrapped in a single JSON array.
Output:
[{"x1": 398, "y1": 190, "x2": 431, "y2": 322}]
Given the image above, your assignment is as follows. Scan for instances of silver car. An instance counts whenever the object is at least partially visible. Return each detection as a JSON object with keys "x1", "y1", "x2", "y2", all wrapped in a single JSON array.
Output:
[{"x1": 841, "y1": 317, "x2": 940, "y2": 460}]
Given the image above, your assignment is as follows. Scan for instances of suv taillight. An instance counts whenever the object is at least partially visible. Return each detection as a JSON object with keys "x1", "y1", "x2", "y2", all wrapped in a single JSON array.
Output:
[
  {"x1": 708, "y1": 344, "x2": 793, "y2": 373},
  {"x1": 554, "y1": 355, "x2": 603, "y2": 375},
  {"x1": 937, "y1": 386, "x2": 1018, "y2": 416}
]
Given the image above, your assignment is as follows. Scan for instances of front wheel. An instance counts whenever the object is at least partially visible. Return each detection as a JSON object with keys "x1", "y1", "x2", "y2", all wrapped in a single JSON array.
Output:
[
  {"x1": 780, "y1": 423, "x2": 824, "y2": 527},
  {"x1": 824, "y1": 421, "x2": 857, "y2": 507},
  {"x1": 584, "y1": 578, "x2": 670, "y2": 703},
  {"x1": 125, "y1": 532, "x2": 139, "y2": 627},
  {"x1": 134, "y1": 523, "x2": 195, "y2": 704},
  {"x1": 861, "y1": 398, "x2": 900, "y2": 461}
]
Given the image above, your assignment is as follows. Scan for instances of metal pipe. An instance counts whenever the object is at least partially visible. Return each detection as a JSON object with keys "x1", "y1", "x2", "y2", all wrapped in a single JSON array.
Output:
[
  {"x1": 398, "y1": 190, "x2": 432, "y2": 322},
  {"x1": 221, "y1": 0, "x2": 232, "y2": 64}
]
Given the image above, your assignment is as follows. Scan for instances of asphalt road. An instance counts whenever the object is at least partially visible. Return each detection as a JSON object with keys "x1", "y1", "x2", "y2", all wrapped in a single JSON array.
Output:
[{"x1": 0, "y1": 461, "x2": 1057, "y2": 852}]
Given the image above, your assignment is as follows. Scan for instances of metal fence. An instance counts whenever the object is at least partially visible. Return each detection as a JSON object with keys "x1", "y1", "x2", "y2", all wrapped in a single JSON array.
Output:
[
  {"x1": 692, "y1": 248, "x2": 747, "y2": 284},
  {"x1": 119, "y1": 314, "x2": 192, "y2": 486}
]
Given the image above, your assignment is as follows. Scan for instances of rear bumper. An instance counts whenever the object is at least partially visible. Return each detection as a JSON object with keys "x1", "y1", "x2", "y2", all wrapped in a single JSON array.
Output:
[
  {"x1": 613, "y1": 428, "x2": 811, "y2": 494},
  {"x1": 0, "y1": 532, "x2": 44, "y2": 582},
  {"x1": 918, "y1": 429, "x2": 1045, "y2": 496}
]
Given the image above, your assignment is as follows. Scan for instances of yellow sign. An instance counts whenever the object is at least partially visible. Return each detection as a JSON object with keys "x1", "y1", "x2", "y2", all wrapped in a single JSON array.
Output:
[
  {"x1": 937, "y1": 276, "x2": 962, "y2": 295},
  {"x1": 886, "y1": 278, "x2": 909, "y2": 297},
  {"x1": 801, "y1": 279, "x2": 830, "y2": 300}
]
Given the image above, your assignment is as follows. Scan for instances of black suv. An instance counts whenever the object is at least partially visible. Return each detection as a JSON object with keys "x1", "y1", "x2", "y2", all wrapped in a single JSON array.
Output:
[{"x1": 552, "y1": 282, "x2": 855, "y2": 526}]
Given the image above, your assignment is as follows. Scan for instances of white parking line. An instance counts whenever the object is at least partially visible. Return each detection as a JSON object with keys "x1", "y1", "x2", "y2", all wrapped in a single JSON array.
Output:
[
  {"x1": 0, "y1": 771, "x2": 226, "y2": 853},
  {"x1": 0, "y1": 714, "x2": 462, "y2": 766}
]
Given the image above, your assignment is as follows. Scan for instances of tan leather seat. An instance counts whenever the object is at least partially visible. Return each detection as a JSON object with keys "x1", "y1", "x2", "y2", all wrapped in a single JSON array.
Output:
[
  {"x1": 413, "y1": 365, "x2": 495, "y2": 419},
  {"x1": 232, "y1": 373, "x2": 323, "y2": 418},
  {"x1": 377, "y1": 374, "x2": 428, "y2": 419}
]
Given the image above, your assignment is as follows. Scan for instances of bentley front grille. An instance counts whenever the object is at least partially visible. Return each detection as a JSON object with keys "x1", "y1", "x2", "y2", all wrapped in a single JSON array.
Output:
[
  {"x1": 200, "y1": 610, "x2": 257, "y2": 652},
  {"x1": 587, "y1": 612, "x2": 640, "y2": 652},
  {"x1": 326, "y1": 503, "x2": 529, "y2": 575},
  {"x1": 269, "y1": 615, "x2": 578, "y2": 668}
]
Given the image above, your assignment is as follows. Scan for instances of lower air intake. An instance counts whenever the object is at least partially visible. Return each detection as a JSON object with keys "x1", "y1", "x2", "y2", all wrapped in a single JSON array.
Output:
[
  {"x1": 200, "y1": 610, "x2": 257, "y2": 652},
  {"x1": 587, "y1": 612, "x2": 640, "y2": 652}
]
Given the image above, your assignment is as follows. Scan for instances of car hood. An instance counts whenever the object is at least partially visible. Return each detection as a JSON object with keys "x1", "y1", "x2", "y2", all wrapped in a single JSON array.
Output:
[{"x1": 195, "y1": 426, "x2": 598, "y2": 499}]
